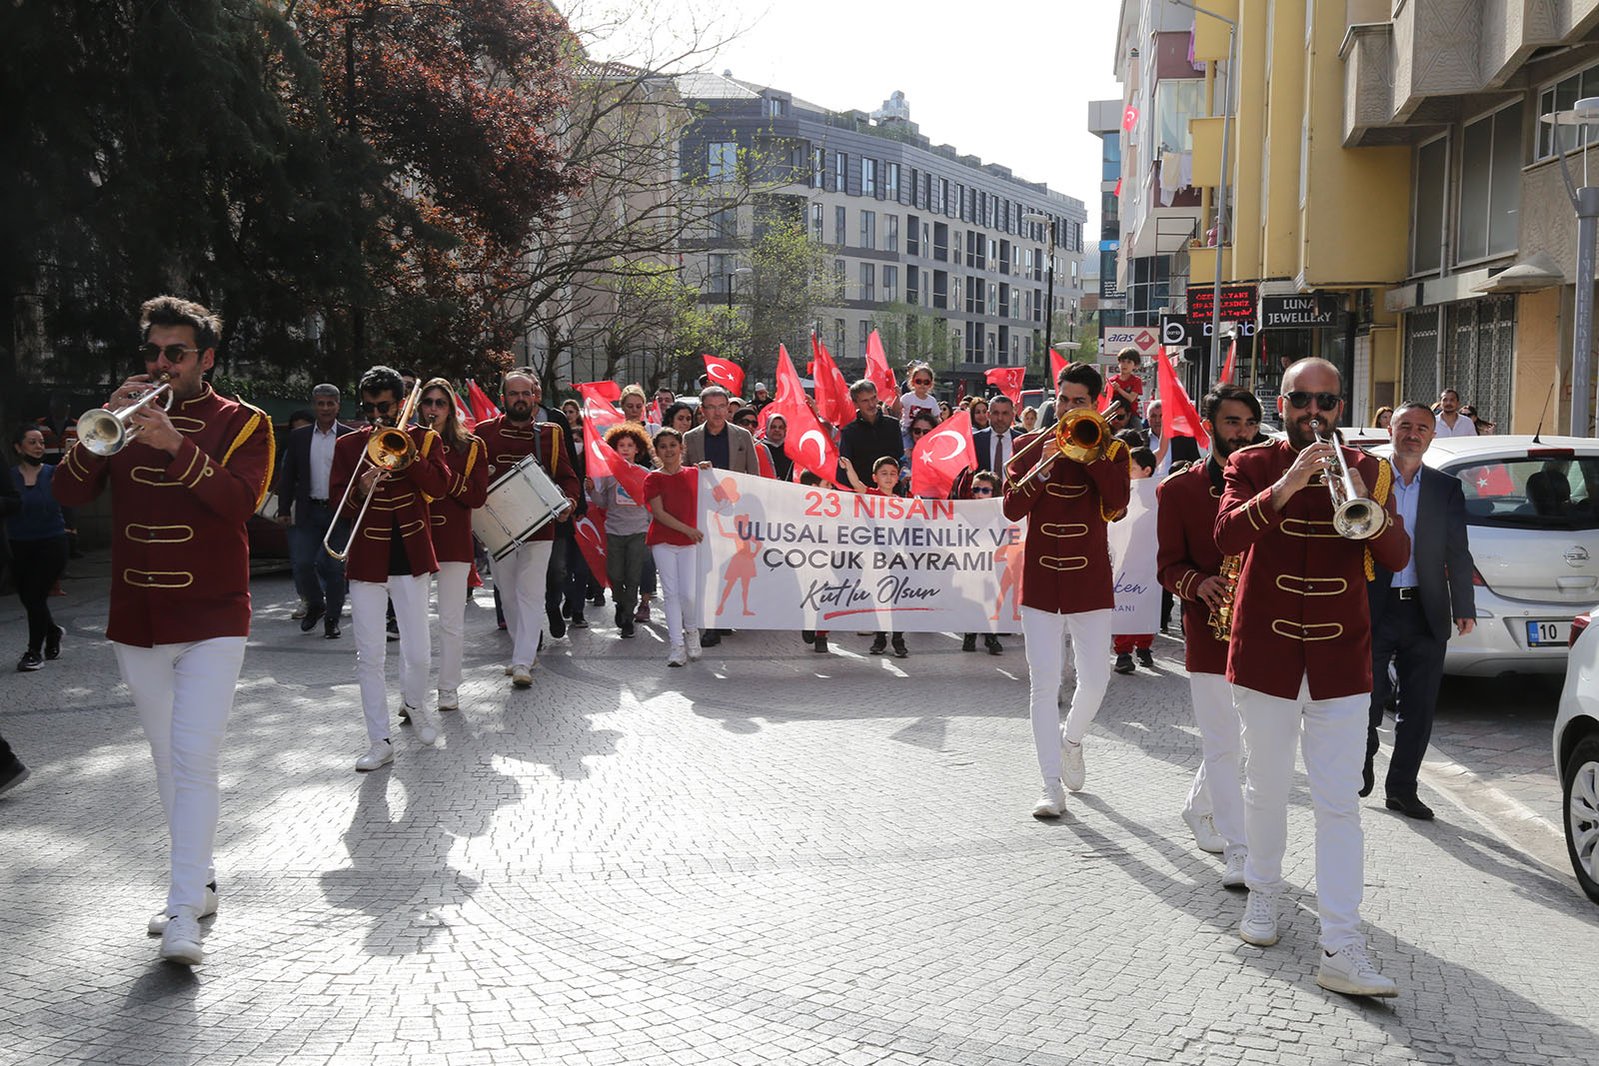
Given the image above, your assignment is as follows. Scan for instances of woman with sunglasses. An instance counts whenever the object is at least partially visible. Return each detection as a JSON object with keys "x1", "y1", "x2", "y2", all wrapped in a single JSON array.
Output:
[
  {"x1": 902, "y1": 411, "x2": 938, "y2": 485},
  {"x1": 898, "y1": 363, "x2": 941, "y2": 445},
  {"x1": 418, "y1": 379, "x2": 487, "y2": 713}
]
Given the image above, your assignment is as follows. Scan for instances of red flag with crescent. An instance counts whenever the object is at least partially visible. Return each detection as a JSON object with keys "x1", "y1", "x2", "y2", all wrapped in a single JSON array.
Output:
[
  {"x1": 912, "y1": 409, "x2": 976, "y2": 499},
  {"x1": 702, "y1": 354, "x2": 745, "y2": 396},
  {"x1": 864, "y1": 329, "x2": 898, "y2": 398},
  {"x1": 810, "y1": 332, "x2": 854, "y2": 427},
  {"x1": 760, "y1": 344, "x2": 808, "y2": 433},
  {"x1": 984, "y1": 366, "x2": 1026, "y2": 405},
  {"x1": 467, "y1": 380, "x2": 501, "y2": 423},
  {"x1": 454, "y1": 393, "x2": 477, "y2": 432},
  {"x1": 779, "y1": 393, "x2": 841, "y2": 487},
  {"x1": 576, "y1": 380, "x2": 621, "y2": 402},
  {"x1": 572, "y1": 507, "x2": 610, "y2": 588},
  {"x1": 1156, "y1": 349, "x2": 1210, "y2": 449}
]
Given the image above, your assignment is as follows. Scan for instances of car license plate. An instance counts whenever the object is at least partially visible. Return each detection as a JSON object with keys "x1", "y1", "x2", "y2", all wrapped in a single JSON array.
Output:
[{"x1": 1526, "y1": 620, "x2": 1570, "y2": 647}]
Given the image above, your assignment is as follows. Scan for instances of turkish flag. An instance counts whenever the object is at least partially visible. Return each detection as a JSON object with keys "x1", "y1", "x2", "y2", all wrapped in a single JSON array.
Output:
[
  {"x1": 576, "y1": 380, "x2": 621, "y2": 403},
  {"x1": 703, "y1": 354, "x2": 745, "y2": 396},
  {"x1": 467, "y1": 380, "x2": 501, "y2": 423},
  {"x1": 1155, "y1": 349, "x2": 1210, "y2": 449},
  {"x1": 646, "y1": 399, "x2": 662, "y2": 426},
  {"x1": 576, "y1": 385, "x2": 643, "y2": 496},
  {"x1": 1049, "y1": 348, "x2": 1068, "y2": 387},
  {"x1": 1220, "y1": 338, "x2": 1237, "y2": 384},
  {"x1": 760, "y1": 344, "x2": 808, "y2": 433},
  {"x1": 572, "y1": 508, "x2": 610, "y2": 589},
  {"x1": 575, "y1": 385, "x2": 623, "y2": 430},
  {"x1": 810, "y1": 332, "x2": 854, "y2": 427},
  {"x1": 780, "y1": 395, "x2": 842, "y2": 487},
  {"x1": 455, "y1": 394, "x2": 477, "y2": 432},
  {"x1": 1472, "y1": 463, "x2": 1515, "y2": 496},
  {"x1": 985, "y1": 366, "x2": 1025, "y2": 405},
  {"x1": 912, "y1": 409, "x2": 977, "y2": 499},
  {"x1": 1122, "y1": 105, "x2": 1138, "y2": 132},
  {"x1": 864, "y1": 329, "x2": 898, "y2": 398}
]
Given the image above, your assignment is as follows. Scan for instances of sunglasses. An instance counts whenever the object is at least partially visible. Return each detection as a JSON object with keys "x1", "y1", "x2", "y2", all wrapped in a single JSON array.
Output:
[
  {"x1": 971, "y1": 485, "x2": 994, "y2": 496},
  {"x1": 141, "y1": 343, "x2": 199, "y2": 362},
  {"x1": 358, "y1": 400, "x2": 395, "y2": 415},
  {"x1": 1282, "y1": 390, "x2": 1341, "y2": 411},
  {"x1": 419, "y1": 397, "x2": 451, "y2": 408},
  {"x1": 911, "y1": 427, "x2": 930, "y2": 437}
]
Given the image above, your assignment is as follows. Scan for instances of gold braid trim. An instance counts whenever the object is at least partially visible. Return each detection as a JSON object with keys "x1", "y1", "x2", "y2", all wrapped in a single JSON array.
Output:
[{"x1": 1363, "y1": 457, "x2": 1394, "y2": 581}]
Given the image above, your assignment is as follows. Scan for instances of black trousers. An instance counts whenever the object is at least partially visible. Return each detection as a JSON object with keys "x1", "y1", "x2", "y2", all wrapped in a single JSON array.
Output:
[
  {"x1": 11, "y1": 536, "x2": 68, "y2": 654},
  {"x1": 1367, "y1": 595, "x2": 1447, "y2": 799}
]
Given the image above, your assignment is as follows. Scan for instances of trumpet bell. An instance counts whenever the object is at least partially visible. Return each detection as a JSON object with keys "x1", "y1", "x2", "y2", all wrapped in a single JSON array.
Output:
[
  {"x1": 366, "y1": 427, "x2": 416, "y2": 472},
  {"x1": 1333, "y1": 499, "x2": 1382, "y2": 540},
  {"x1": 77, "y1": 410, "x2": 128, "y2": 456}
]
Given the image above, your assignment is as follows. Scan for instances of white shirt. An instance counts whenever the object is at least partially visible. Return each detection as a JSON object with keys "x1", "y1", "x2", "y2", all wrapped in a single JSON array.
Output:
[
  {"x1": 1391, "y1": 462, "x2": 1422, "y2": 588},
  {"x1": 1434, "y1": 412, "x2": 1477, "y2": 437},
  {"x1": 309, "y1": 423, "x2": 339, "y2": 500},
  {"x1": 900, "y1": 392, "x2": 940, "y2": 425},
  {"x1": 990, "y1": 429, "x2": 1014, "y2": 473}
]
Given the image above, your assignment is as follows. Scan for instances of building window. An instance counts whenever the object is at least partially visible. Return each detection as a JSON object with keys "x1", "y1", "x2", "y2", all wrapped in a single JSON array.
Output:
[
  {"x1": 859, "y1": 320, "x2": 870, "y2": 354},
  {"x1": 886, "y1": 215, "x2": 899, "y2": 252},
  {"x1": 884, "y1": 265, "x2": 899, "y2": 304},
  {"x1": 906, "y1": 214, "x2": 919, "y2": 255},
  {"x1": 957, "y1": 183, "x2": 967, "y2": 222},
  {"x1": 1412, "y1": 135, "x2": 1447, "y2": 276},
  {"x1": 710, "y1": 205, "x2": 737, "y2": 240},
  {"x1": 1537, "y1": 65, "x2": 1599, "y2": 159},
  {"x1": 886, "y1": 163, "x2": 900, "y2": 201},
  {"x1": 835, "y1": 319, "x2": 846, "y2": 354},
  {"x1": 835, "y1": 151, "x2": 848, "y2": 192},
  {"x1": 811, "y1": 147, "x2": 825, "y2": 189},
  {"x1": 906, "y1": 265, "x2": 919, "y2": 304},
  {"x1": 834, "y1": 259, "x2": 846, "y2": 292},
  {"x1": 835, "y1": 205, "x2": 847, "y2": 245},
  {"x1": 860, "y1": 262, "x2": 876, "y2": 302},
  {"x1": 940, "y1": 177, "x2": 951, "y2": 216},
  {"x1": 1457, "y1": 104, "x2": 1520, "y2": 263},
  {"x1": 708, "y1": 253, "x2": 731, "y2": 293},
  {"x1": 862, "y1": 158, "x2": 878, "y2": 197},
  {"x1": 860, "y1": 210, "x2": 876, "y2": 250},
  {"x1": 811, "y1": 202, "x2": 824, "y2": 243},
  {"x1": 708, "y1": 142, "x2": 738, "y2": 183}
]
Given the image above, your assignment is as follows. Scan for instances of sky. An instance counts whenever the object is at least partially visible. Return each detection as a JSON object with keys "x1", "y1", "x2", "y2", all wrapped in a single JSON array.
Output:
[{"x1": 587, "y1": 0, "x2": 1126, "y2": 237}]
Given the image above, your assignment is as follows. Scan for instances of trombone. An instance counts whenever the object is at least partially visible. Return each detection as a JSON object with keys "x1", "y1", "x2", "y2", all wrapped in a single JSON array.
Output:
[
  {"x1": 1312, "y1": 418, "x2": 1384, "y2": 540},
  {"x1": 1007, "y1": 400, "x2": 1125, "y2": 490},
  {"x1": 324, "y1": 382, "x2": 423, "y2": 562},
  {"x1": 76, "y1": 374, "x2": 175, "y2": 456}
]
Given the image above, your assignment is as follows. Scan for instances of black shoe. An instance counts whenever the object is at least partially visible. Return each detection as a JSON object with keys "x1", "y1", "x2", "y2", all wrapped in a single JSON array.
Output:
[
  {"x1": 1359, "y1": 760, "x2": 1374, "y2": 798},
  {"x1": 961, "y1": 634, "x2": 977, "y2": 652},
  {"x1": 570, "y1": 614, "x2": 588, "y2": 629},
  {"x1": 801, "y1": 630, "x2": 816, "y2": 644},
  {"x1": 891, "y1": 637, "x2": 908, "y2": 658},
  {"x1": 700, "y1": 631, "x2": 722, "y2": 647},
  {"x1": 386, "y1": 616, "x2": 399, "y2": 642},
  {"x1": 591, "y1": 593, "x2": 606, "y2": 608},
  {"x1": 562, "y1": 601, "x2": 575, "y2": 620},
  {"x1": 619, "y1": 621, "x2": 636, "y2": 638},
  {"x1": 1385, "y1": 794, "x2": 1435, "y2": 820},
  {"x1": 0, "y1": 756, "x2": 29, "y2": 797},
  {"x1": 17, "y1": 651, "x2": 42, "y2": 672},
  {"x1": 869, "y1": 635, "x2": 888, "y2": 655},
  {"x1": 985, "y1": 635, "x2": 1003, "y2": 655},
  {"x1": 44, "y1": 625, "x2": 64, "y2": 661},
  {"x1": 547, "y1": 611, "x2": 566, "y2": 639},
  {"x1": 813, "y1": 634, "x2": 829, "y2": 653},
  {"x1": 300, "y1": 603, "x2": 325, "y2": 633},
  {"x1": 1114, "y1": 653, "x2": 1135, "y2": 675},
  {"x1": 1135, "y1": 647, "x2": 1154, "y2": 668},
  {"x1": 324, "y1": 619, "x2": 342, "y2": 639}
]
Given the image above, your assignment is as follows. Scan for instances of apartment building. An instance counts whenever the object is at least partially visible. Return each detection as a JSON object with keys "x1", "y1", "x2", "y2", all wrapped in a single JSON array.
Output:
[{"x1": 677, "y1": 74, "x2": 1088, "y2": 395}]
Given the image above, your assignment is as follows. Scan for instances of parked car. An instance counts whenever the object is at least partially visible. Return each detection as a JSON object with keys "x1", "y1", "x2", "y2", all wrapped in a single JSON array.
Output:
[
  {"x1": 1555, "y1": 612, "x2": 1599, "y2": 903},
  {"x1": 1372, "y1": 435, "x2": 1599, "y2": 676}
]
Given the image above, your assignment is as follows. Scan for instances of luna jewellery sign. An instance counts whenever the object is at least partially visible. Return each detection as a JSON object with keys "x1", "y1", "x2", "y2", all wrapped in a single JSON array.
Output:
[{"x1": 1261, "y1": 293, "x2": 1340, "y2": 328}]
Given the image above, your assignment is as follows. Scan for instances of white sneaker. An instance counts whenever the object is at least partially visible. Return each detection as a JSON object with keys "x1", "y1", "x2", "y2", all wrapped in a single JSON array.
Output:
[
  {"x1": 1182, "y1": 808, "x2": 1226, "y2": 854},
  {"x1": 1032, "y1": 779, "x2": 1067, "y2": 819},
  {"x1": 503, "y1": 664, "x2": 514, "y2": 677},
  {"x1": 1221, "y1": 849, "x2": 1247, "y2": 889},
  {"x1": 291, "y1": 598, "x2": 308, "y2": 620},
  {"x1": 148, "y1": 884, "x2": 217, "y2": 936},
  {"x1": 1317, "y1": 943, "x2": 1399, "y2": 997},
  {"x1": 1060, "y1": 737, "x2": 1086, "y2": 792},
  {"x1": 685, "y1": 629, "x2": 703, "y2": 661},
  {"x1": 1239, "y1": 888, "x2": 1281, "y2": 946},
  {"x1": 438, "y1": 689, "x2": 459, "y2": 711},
  {"x1": 355, "y1": 739, "x2": 393, "y2": 772},
  {"x1": 159, "y1": 907, "x2": 204, "y2": 966},
  {"x1": 511, "y1": 664, "x2": 532, "y2": 689},
  {"x1": 408, "y1": 706, "x2": 439, "y2": 746},
  {"x1": 666, "y1": 646, "x2": 687, "y2": 668}
]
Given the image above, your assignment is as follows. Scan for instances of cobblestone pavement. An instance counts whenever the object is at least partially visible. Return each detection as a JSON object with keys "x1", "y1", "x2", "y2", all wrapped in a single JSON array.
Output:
[{"x1": 2, "y1": 554, "x2": 1597, "y2": 1066}]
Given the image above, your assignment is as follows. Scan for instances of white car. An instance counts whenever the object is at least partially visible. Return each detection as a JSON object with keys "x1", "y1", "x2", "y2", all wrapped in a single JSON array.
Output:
[
  {"x1": 1554, "y1": 612, "x2": 1599, "y2": 903},
  {"x1": 1375, "y1": 435, "x2": 1599, "y2": 676}
]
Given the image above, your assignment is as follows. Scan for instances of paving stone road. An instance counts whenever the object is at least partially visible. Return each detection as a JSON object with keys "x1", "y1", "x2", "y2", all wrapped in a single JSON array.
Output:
[{"x1": 2, "y1": 555, "x2": 1597, "y2": 1065}]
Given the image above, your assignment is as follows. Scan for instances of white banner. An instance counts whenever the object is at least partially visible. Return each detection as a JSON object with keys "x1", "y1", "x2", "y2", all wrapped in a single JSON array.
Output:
[
  {"x1": 694, "y1": 471, "x2": 1025, "y2": 633},
  {"x1": 1108, "y1": 479, "x2": 1160, "y2": 635}
]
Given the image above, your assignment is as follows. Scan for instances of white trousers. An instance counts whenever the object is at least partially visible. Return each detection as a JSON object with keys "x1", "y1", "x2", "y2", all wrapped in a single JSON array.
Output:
[
  {"x1": 435, "y1": 560, "x2": 470, "y2": 694},
  {"x1": 114, "y1": 636, "x2": 248, "y2": 914},
  {"x1": 1233, "y1": 676, "x2": 1368, "y2": 951},
  {"x1": 496, "y1": 539, "x2": 553, "y2": 667},
  {"x1": 651, "y1": 543, "x2": 699, "y2": 651},
  {"x1": 1188, "y1": 672, "x2": 1246, "y2": 855},
  {"x1": 350, "y1": 574, "x2": 430, "y2": 743},
  {"x1": 1020, "y1": 606, "x2": 1113, "y2": 781}
]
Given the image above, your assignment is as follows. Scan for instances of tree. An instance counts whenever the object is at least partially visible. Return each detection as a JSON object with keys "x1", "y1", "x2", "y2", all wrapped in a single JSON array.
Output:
[
  {"x1": 871, "y1": 303, "x2": 957, "y2": 376},
  {"x1": 743, "y1": 214, "x2": 841, "y2": 384}
]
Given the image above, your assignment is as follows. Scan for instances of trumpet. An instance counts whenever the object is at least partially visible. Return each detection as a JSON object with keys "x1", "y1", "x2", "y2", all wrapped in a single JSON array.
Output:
[
  {"x1": 1312, "y1": 418, "x2": 1384, "y2": 540},
  {"x1": 76, "y1": 374, "x2": 175, "y2": 456},
  {"x1": 324, "y1": 382, "x2": 423, "y2": 562},
  {"x1": 1007, "y1": 401, "x2": 1125, "y2": 490}
]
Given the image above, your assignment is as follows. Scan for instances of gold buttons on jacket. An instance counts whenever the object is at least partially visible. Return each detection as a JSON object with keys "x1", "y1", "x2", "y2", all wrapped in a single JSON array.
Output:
[
  {"x1": 1270, "y1": 619, "x2": 1344, "y2": 641},
  {"x1": 1274, "y1": 574, "x2": 1348, "y2": 596}
]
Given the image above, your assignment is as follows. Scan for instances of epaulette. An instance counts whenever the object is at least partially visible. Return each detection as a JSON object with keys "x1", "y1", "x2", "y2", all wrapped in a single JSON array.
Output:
[{"x1": 1161, "y1": 459, "x2": 1195, "y2": 483}]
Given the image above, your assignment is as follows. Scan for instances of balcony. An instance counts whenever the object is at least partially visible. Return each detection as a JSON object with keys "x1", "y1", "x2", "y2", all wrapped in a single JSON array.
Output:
[{"x1": 1123, "y1": 156, "x2": 1204, "y2": 260}]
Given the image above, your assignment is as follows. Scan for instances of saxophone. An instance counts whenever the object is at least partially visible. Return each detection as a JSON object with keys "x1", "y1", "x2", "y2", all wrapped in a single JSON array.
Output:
[{"x1": 1208, "y1": 553, "x2": 1243, "y2": 642}]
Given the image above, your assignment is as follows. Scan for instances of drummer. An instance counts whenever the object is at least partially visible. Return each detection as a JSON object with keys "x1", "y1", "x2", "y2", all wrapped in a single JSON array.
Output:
[
  {"x1": 418, "y1": 379, "x2": 487, "y2": 713},
  {"x1": 474, "y1": 369, "x2": 581, "y2": 688}
]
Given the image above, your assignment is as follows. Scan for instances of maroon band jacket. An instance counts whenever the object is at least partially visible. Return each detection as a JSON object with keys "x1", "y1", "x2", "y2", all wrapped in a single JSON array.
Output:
[
  {"x1": 1002, "y1": 440, "x2": 1131, "y2": 615},
  {"x1": 1156, "y1": 458, "x2": 1229, "y2": 676},
  {"x1": 52, "y1": 385, "x2": 275, "y2": 647},
  {"x1": 430, "y1": 435, "x2": 489, "y2": 564},
  {"x1": 330, "y1": 424, "x2": 450, "y2": 583},
  {"x1": 1215, "y1": 439, "x2": 1410, "y2": 700},
  {"x1": 473, "y1": 416, "x2": 580, "y2": 543}
]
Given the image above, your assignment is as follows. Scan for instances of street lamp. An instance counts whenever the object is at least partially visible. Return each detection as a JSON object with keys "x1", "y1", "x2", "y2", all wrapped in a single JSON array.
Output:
[
  {"x1": 723, "y1": 264, "x2": 753, "y2": 366},
  {"x1": 1540, "y1": 96, "x2": 1599, "y2": 436},
  {"x1": 1023, "y1": 211, "x2": 1055, "y2": 369},
  {"x1": 1171, "y1": 0, "x2": 1237, "y2": 384}
]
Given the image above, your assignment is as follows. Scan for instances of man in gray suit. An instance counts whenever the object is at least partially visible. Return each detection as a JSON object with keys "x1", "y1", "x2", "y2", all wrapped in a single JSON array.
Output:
[
  {"x1": 1364, "y1": 401, "x2": 1476, "y2": 819},
  {"x1": 684, "y1": 385, "x2": 761, "y2": 475}
]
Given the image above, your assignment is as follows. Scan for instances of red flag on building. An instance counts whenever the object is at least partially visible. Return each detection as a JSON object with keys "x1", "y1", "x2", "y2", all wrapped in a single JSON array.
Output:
[
  {"x1": 702, "y1": 354, "x2": 745, "y2": 396},
  {"x1": 864, "y1": 329, "x2": 898, "y2": 398},
  {"x1": 576, "y1": 380, "x2": 621, "y2": 403},
  {"x1": 1049, "y1": 348, "x2": 1068, "y2": 387},
  {"x1": 780, "y1": 395, "x2": 842, "y2": 487},
  {"x1": 467, "y1": 380, "x2": 501, "y2": 423},
  {"x1": 573, "y1": 508, "x2": 610, "y2": 589},
  {"x1": 984, "y1": 366, "x2": 1026, "y2": 405},
  {"x1": 911, "y1": 409, "x2": 977, "y2": 499},
  {"x1": 1219, "y1": 338, "x2": 1237, "y2": 385},
  {"x1": 810, "y1": 332, "x2": 854, "y2": 427},
  {"x1": 1122, "y1": 105, "x2": 1139, "y2": 132},
  {"x1": 1155, "y1": 349, "x2": 1210, "y2": 449}
]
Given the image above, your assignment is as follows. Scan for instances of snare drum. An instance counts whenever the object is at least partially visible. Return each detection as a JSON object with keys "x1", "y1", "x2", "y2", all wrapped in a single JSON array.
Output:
[{"x1": 472, "y1": 454, "x2": 573, "y2": 560}]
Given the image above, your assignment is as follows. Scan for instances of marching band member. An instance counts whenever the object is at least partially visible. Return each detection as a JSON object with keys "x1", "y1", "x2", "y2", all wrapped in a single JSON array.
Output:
[
  {"x1": 53, "y1": 296, "x2": 274, "y2": 966},
  {"x1": 418, "y1": 378, "x2": 487, "y2": 713},
  {"x1": 474, "y1": 368, "x2": 580, "y2": 687},
  {"x1": 330, "y1": 365, "x2": 451, "y2": 771},
  {"x1": 1155, "y1": 383, "x2": 1262, "y2": 886},
  {"x1": 1003, "y1": 361, "x2": 1130, "y2": 820},
  {"x1": 1215, "y1": 357, "x2": 1409, "y2": 997}
]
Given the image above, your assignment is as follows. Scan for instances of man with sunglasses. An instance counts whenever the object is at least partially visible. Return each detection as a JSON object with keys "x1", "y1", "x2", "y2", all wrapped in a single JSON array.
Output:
[
  {"x1": 1215, "y1": 357, "x2": 1410, "y2": 998},
  {"x1": 1156, "y1": 383, "x2": 1263, "y2": 881},
  {"x1": 54, "y1": 296, "x2": 275, "y2": 966},
  {"x1": 329, "y1": 365, "x2": 452, "y2": 772}
]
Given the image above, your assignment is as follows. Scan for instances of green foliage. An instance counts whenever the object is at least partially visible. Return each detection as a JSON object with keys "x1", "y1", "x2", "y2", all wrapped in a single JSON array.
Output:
[
  {"x1": 871, "y1": 303, "x2": 957, "y2": 371},
  {"x1": 745, "y1": 218, "x2": 840, "y2": 382}
]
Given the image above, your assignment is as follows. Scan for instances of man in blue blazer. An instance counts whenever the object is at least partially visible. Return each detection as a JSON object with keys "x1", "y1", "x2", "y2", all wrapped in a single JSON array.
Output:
[
  {"x1": 276, "y1": 384, "x2": 354, "y2": 637},
  {"x1": 1364, "y1": 402, "x2": 1476, "y2": 818},
  {"x1": 972, "y1": 394, "x2": 1023, "y2": 474}
]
